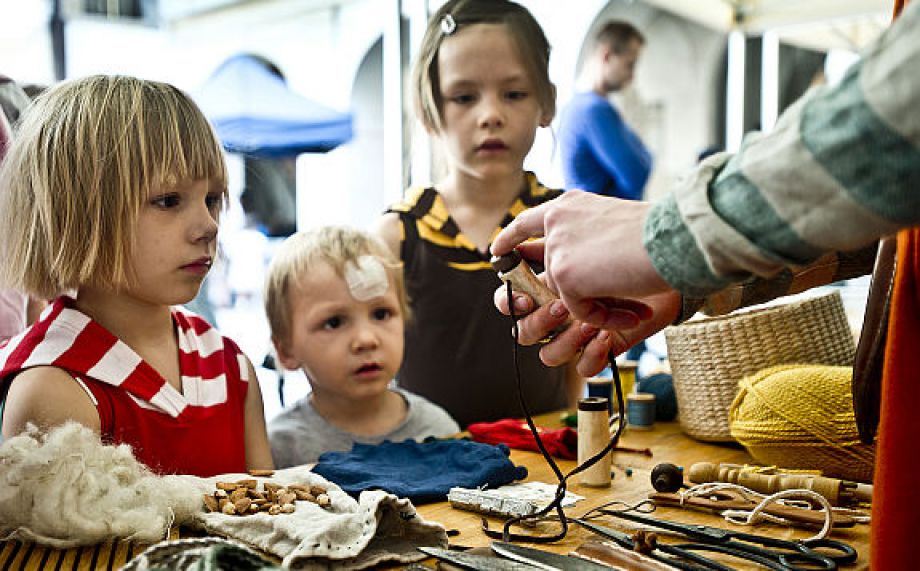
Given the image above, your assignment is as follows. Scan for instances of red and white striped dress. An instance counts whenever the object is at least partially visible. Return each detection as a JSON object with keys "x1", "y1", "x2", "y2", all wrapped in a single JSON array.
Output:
[{"x1": 0, "y1": 297, "x2": 250, "y2": 476}]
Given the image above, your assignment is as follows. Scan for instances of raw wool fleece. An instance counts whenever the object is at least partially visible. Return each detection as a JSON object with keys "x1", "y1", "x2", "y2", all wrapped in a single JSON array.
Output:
[{"x1": 0, "y1": 422, "x2": 203, "y2": 547}]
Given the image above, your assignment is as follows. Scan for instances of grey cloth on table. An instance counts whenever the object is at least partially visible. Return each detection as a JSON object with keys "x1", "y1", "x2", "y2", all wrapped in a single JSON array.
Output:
[{"x1": 268, "y1": 387, "x2": 460, "y2": 467}]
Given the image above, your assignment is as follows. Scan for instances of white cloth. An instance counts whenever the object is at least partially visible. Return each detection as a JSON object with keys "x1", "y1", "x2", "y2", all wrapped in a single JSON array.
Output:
[{"x1": 191, "y1": 466, "x2": 448, "y2": 570}]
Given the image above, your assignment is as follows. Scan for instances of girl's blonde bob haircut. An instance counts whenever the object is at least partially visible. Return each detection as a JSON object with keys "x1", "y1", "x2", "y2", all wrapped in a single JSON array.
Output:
[
  {"x1": 0, "y1": 75, "x2": 227, "y2": 299},
  {"x1": 412, "y1": 0, "x2": 556, "y2": 134},
  {"x1": 264, "y1": 226, "x2": 409, "y2": 347}
]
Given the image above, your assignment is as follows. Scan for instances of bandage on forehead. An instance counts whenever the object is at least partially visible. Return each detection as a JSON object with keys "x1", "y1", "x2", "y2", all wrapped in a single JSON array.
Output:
[{"x1": 343, "y1": 255, "x2": 390, "y2": 301}]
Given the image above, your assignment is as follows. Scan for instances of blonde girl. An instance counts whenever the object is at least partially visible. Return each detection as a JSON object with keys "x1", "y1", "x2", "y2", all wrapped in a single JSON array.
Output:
[
  {"x1": 0, "y1": 75, "x2": 273, "y2": 476},
  {"x1": 376, "y1": 0, "x2": 604, "y2": 427}
]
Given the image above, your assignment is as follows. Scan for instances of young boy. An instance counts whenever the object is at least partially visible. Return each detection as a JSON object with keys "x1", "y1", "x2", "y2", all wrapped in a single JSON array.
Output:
[{"x1": 264, "y1": 226, "x2": 459, "y2": 467}]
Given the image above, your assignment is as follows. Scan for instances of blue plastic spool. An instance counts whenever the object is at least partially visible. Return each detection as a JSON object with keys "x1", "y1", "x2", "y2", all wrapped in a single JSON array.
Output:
[{"x1": 627, "y1": 393, "x2": 656, "y2": 429}]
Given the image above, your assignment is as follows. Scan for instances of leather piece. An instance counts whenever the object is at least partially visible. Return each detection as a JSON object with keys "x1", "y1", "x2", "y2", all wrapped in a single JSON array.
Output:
[
  {"x1": 572, "y1": 540, "x2": 676, "y2": 571},
  {"x1": 852, "y1": 236, "x2": 897, "y2": 444}
]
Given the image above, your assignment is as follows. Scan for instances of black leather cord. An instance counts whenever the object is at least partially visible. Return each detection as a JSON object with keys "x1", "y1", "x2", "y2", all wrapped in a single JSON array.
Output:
[{"x1": 481, "y1": 282, "x2": 627, "y2": 543}]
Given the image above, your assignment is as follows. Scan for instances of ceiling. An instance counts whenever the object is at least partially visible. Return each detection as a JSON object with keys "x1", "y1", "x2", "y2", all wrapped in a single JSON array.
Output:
[{"x1": 641, "y1": 0, "x2": 892, "y2": 50}]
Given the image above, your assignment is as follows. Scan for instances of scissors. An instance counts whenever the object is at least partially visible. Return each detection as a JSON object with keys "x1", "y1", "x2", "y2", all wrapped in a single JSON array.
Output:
[{"x1": 574, "y1": 511, "x2": 857, "y2": 571}]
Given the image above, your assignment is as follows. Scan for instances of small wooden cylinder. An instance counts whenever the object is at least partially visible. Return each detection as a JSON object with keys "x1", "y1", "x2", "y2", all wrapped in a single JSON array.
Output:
[{"x1": 577, "y1": 397, "x2": 612, "y2": 487}]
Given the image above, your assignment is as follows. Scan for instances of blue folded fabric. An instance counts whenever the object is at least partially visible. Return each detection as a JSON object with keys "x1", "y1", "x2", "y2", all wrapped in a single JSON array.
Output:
[{"x1": 312, "y1": 438, "x2": 528, "y2": 503}]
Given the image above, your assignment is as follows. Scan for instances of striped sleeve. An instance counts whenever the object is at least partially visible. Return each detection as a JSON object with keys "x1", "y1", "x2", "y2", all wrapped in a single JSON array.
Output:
[{"x1": 645, "y1": 1, "x2": 920, "y2": 297}]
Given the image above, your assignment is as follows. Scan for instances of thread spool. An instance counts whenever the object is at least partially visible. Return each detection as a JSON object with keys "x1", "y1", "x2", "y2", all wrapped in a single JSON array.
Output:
[
  {"x1": 577, "y1": 397, "x2": 612, "y2": 487},
  {"x1": 636, "y1": 373, "x2": 677, "y2": 421},
  {"x1": 627, "y1": 393, "x2": 656, "y2": 430},
  {"x1": 617, "y1": 360, "x2": 638, "y2": 397},
  {"x1": 587, "y1": 377, "x2": 614, "y2": 413}
]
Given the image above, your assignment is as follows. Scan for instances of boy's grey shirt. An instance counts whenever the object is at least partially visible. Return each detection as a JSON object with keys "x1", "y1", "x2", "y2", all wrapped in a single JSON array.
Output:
[{"x1": 268, "y1": 387, "x2": 460, "y2": 468}]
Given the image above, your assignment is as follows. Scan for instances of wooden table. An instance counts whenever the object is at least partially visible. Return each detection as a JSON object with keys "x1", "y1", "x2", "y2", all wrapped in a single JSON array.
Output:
[
  {"x1": 415, "y1": 417, "x2": 871, "y2": 570},
  {"x1": 0, "y1": 417, "x2": 871, "y2": 570}
]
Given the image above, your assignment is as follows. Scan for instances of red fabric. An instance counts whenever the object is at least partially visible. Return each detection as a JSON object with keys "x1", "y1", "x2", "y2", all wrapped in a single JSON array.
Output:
[
  {"x1": 872, "y1": 228, "x2": 920, "y2": 568},
  {"x1": 468, "y1": 419, "x2": 578, "y2": 460},
  {"x1": 0, "y1": 297, "x2": 249, "y2": 477},
  {"x1": 78, "y1": 374, "x2": 248, "y2": 477}
]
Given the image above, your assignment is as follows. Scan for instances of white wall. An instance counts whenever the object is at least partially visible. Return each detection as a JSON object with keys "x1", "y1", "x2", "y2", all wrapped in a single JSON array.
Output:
[
  {"x1": 3, "y1": 0, "x2": 732, "y2": 215},
  {"x1": 0, "y1": 2, "x2": 56, "y2": 86},
  {"x1": 1, "y1": 0, "x2": 731, "y2": 248},
  {"x1": 518, "y1": 0, "x2": 612, "y2": 188},
  {"x1": 3, "y1": 0, "x2": 388, "y2": 231}
]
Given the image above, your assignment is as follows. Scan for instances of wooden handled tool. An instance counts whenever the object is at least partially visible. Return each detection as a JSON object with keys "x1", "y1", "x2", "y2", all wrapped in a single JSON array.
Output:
[
  {"x1": 687, "y1": 462, "x2": 872, "y2": 507},
  {"x1": 491, "y1": 250, "x2": 573, "y2": 334},
  {"x1": 650, "y1": 491, "x2": 857, "y2": 528},
  {"x1": 491, "y1": 251, "x2": 562, "y2": 307}
]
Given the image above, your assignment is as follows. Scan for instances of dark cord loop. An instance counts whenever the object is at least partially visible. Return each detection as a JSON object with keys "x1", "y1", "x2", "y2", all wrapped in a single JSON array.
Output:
[
  {"x1": 581, "y1": 499, "x2": 658, "y2": 519},
  {"x1": 482, "y1": 281, "x2": 628, "y2": 543}
]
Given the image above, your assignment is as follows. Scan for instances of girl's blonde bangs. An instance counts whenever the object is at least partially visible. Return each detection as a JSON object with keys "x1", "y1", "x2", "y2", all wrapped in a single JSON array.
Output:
[{"x1": 141, "y1": 83, "x2": 228, "y2": 196}]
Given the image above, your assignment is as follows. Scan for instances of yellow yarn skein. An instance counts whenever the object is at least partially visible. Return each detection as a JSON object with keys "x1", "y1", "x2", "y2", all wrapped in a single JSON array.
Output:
[{"x1": 728, "y1": 364, "x2": 875, "y2": 482}]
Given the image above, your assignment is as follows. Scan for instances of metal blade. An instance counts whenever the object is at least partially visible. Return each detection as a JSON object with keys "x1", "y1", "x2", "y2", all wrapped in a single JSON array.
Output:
[
  {"x1": 418, "y1": 547, "x2": 542, "y2": 571},
  {"x1": 605, "y1": 511, "x2": 726, "y2": 542},
  {"x1": 571, "y1": 518, "x2": 635, "y2": 548},
  {"x1": 490, "y1": 542, "x2": 615, "y2": 571}
]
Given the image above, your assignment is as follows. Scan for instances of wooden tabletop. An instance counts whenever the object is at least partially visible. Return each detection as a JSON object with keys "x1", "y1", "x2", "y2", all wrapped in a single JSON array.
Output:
[
  {"x1": 415, "y1": 415, "x2": 871, "y2": 570},
  {"x1": 0, "y1": 415, "x2": 871, "y2": 570}
]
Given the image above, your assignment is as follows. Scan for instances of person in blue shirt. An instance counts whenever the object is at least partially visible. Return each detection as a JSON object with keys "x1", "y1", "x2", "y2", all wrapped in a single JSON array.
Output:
[{"x1": 558, "y1": 20, "x2": 652, "y2": 200}]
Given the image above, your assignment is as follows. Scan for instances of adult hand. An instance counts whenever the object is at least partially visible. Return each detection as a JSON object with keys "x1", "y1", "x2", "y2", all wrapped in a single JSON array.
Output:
[
  {"x1": 491, "y1": 191, "x2": 671, "y2": 329},
  {"x1": 494, "y1": 287, "x2": 680, "y2": 376}
]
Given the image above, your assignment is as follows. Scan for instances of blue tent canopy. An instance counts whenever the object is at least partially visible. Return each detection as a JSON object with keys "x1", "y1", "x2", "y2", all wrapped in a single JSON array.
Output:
[{"x1": 195, "y1": 54, "x2": 354, "y2": 157}]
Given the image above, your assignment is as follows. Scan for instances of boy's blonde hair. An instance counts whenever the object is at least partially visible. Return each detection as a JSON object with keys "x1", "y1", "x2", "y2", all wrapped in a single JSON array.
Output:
[
  {"x1": 265, "y1": 226, "x2": 409, "y2": 346},
  {"x1": 412, "y1": 0, "x2": 556, "y2": 133},
  {"x1": 0, "y1": 75, "x2": 227, "y2": 299}
]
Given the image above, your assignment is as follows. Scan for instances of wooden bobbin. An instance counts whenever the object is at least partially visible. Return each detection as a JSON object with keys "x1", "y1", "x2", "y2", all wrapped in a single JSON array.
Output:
[{"x1": 687, "y1": 462, "x2": 847, "y2": 505}]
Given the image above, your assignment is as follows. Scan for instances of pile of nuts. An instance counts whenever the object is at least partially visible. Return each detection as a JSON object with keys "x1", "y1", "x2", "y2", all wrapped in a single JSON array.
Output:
[{"x1": 202, "y1": 478, "x2": 331, "y2": 516}]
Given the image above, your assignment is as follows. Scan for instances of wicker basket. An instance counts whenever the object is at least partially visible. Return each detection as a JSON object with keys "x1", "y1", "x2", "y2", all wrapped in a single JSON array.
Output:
[{"x1": 664, "y1": 291, "x2": 855, "y2": 442}]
